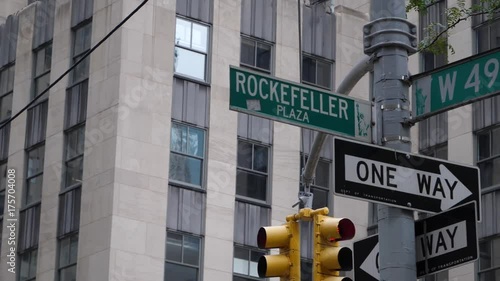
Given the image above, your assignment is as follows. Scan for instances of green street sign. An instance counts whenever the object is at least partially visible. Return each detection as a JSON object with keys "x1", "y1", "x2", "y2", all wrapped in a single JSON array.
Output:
[
  {"x1": 229, "y1": 66, "x2": 371, "y2": 142},
  {"x1": 412, "y1": 49, "x2": 500, "y2": 119}
]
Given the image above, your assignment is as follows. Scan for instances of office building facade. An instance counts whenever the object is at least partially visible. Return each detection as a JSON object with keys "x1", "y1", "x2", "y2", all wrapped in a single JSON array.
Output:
[{"x1": 0, "y1": 0, "x2": 497, "y2": 281}]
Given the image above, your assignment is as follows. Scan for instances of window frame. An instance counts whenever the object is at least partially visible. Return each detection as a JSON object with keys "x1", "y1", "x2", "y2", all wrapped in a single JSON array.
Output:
[
  {"x1": 478, "y1": 235, "x2": 500, "y2": 280},
  {"x1": 69, "y1": 20, "x2": 92, "y2": 87},
  {"x1": 301, "y1": 53, "x2": 334, "y2": 90},
  {"x1": 0, "y1": 64, "x2": 15, "y2": 123},
  {"x1": 169, "y1": 121, "x2": 207, "y2": 189},
  {"x1": 300, "y1": 258, "x2": 313, "y2": 281},
  {"x1": 472, "y1": 0, "x2": 500, "y2": 53},
  {"x1": 18, "y1": 248, "x2": 38, "y2": 281},
  {"x1": 173, "y1": 16, "x2": 211, "y2": 83},
  {"x1": 32, "y1": 42, "x2": 52, "y2": 102},
  {"x1": 165, "y1": 230, "x2": 203, "y2": 281},
  {"x1": 418, "y1": 0, "x2": 447, "y2": 72},
  {"x1": 232, "y1": 244, "x2": 267, "y2": 280},
  {"x1": 18, "y1": 203, "x2": 41, "y2": 254},
  {"x1": 239, "y1": 35, "x2": 273, "y2": 74},
  {"x1": 236, "y1": 139, "x2": 271, "y2": 204},
  {"x1": 476, "y1": 125, "x2": 500, "y2": 193},
  {"x1": 24, "y1": 143, "x2": 45, "y2": 207},
  {"x1": 56, "y1": 233, "x2": 79, "y2": 281}
]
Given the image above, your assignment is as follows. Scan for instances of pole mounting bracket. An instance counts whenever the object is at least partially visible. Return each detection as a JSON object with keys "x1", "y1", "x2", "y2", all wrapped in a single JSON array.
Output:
[
  {"x1": 380, "y1": 103, "x2": 410, "y2": 111},
  {"x1": 363, "y1": 17, "x2": 418, "y2": 55},
  {"x1": 381, "y1": 135, "x2": 412, "y2": 144}
]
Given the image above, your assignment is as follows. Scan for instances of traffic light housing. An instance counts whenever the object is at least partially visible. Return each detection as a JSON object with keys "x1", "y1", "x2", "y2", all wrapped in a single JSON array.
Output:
[
  {"x1": 313, "y1": 215, "x2": 355, "y2": 281},
  {"x1": 257, "y1": 220, "x2": 300, "y2": 280}
]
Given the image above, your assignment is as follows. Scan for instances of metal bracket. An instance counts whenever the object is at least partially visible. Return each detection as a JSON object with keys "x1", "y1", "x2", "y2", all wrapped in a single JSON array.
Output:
[
  {"x1": 363, "y1": 17, "x2": 418, "y2": 55},
  {"x1": 293, "y1": 191, "x2": 314, "y2": 209},
  {"x1": 380, "y1": 104, "x2": 410, "y2": 111},
  {"x1": 401, "y1": 74, "x2": 412, "y2": 86},
  {"x1": 381, "y1": 135, "x2": 412, "y2": 144}
]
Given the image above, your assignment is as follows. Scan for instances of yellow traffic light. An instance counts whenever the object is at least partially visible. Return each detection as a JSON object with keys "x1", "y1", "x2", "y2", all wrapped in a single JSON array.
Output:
[
  {"x1": 257, "y1": 220, "x2": 300, "y2": 280},
  {"x1": 313, "y1": 213, "x2": 355, "y2": 281}
]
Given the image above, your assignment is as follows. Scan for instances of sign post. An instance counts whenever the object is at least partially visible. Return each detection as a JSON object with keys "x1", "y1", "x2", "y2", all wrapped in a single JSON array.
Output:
[
  {"x1": 333, "y1": 137, "x2": 481, "y2": 220},
  {"x1": 354, "y1": 202, "x2": 479, "y2": 280},
  {"x1": 229, "y1": 66, "x2": 372, "y2": 142}
]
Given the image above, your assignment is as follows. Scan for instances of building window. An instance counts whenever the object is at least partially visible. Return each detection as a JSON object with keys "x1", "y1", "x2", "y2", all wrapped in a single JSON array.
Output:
[
  {"x1": 26, "y1": 101, "x2": 48, "y2": 148},
  {"x1": 25, "y1": 102, "x2": 48, "y2": 207},
  {"x1": 25, "y1": 146, "x2": 45, "y2": 206},
  {"x1": 236, "y1": 140, "x2": 269, "y2": 202},
  {"x1": 299, "y1": 155, "x2": 331, "y2": 209},
  {"x1": 64, "y1": 81, "x2": 87, "y2": 190},
  {"x1": 19, "y1": 249, "x2": 37, "y2": 281},
  {"x1": 174, "y1": 17, "x2": 209, "y2": 81},
  {"x1": 72, "y1": 22, "x2": 92, "y2": 84},
  {"x1": 0, "y1": 65, "x2": 14, "y2": 122},
  {"x1": 367, "y1": 203, "x2": 378, "y2": 235},
  {"x1": 240, "y1": 37, "x2": 272, "y2": 73},
  {"x1": 58, "y1": 188, "x2": 81, "y2": 238},
  {"x1": 18, "y1": 204, "x2": 40, "y2": 281},
  {"x1": 479, "y1": 236, "x2": 500, "y2": 281},
  {"x1": 57, "y1": 234, "x2": 78, "y2": 281},
  {"x1": 165, "y1": 231, "x2": 201, "y2": 281},
  {"x1": 169, "y1": 123, "x2": 205, "y2": 187},
  {"x1": 419, "y1": 0, "x2": 447, "y2": 71},
  {"x1": 419, "y1": 270, "x2": 448, "y2": 281},
  {"x1": 473, "y1": 0, "x2": 500, "y2": 53},
  {"x1": 302, "y1": 54, "x2": 333, "y2": 90},
  {"x1": 33, "y1": 44, "x2": 52, "y2": 100},
  {"x1": 477, "y1": 126, "x2": 500, "y2": 188},
  {"x1": 420, "y1": 143, "x2": 448, "y2": 159},
  {"x1": 300, "y1": 259, "x2": 313, "y2": 281},
  {"x1": 233, "y1": 245, "x2": 266, "y2": 280},
  {"x1": 418, "y1": 112, "x2": 448, "y2": 158}
]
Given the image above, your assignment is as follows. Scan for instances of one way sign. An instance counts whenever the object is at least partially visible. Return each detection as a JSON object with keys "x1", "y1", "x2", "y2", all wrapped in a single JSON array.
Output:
[
  {"x1": 354, "y1": 202, "x2": 478, "y2": 280},
  {"x1": 334, "y1": 138, "x2": 481, "y2": 220}
]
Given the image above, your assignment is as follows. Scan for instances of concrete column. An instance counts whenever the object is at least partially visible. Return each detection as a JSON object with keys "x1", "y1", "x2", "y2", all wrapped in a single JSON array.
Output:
[
  {"x1": 202, "y1": 0, "x2": 241, "y2": 280},
  {"x1": 272, "y1": 0, "x2": 301, "y2": 234},
  {"x1": 0, "y1": 4, "x2": 36, "y2": 281},
  {"x1": 333, "y1": 4, "x2": 370, "y2": 242},
  {"x1": 77, "y1": 0, "x2": 175, "y2": 280},
  {"x1": 34, "y1": 0, "x2": 72, "y2": 280}
]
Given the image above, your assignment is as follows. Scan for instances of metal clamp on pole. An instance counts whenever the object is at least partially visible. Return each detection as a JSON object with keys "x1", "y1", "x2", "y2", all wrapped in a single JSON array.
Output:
[
  {"x1": 380, "y1": 103, "x2": 410, "y2": 111},
  {"x1": 363, "y1": 17, "x2": 418, "y2": 55},
  {"x1": 381, "y1": 135, "x2": 412, "y2": 144}
]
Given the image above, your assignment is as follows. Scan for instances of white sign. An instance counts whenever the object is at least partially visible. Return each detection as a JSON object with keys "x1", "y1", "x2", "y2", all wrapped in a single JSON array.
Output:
[
  {"x1": 345, "y1": 155, "x2": 472, "y2": 211},
  {"x1": 416, "y1": 221, "x2": 467, "y2": 261}
]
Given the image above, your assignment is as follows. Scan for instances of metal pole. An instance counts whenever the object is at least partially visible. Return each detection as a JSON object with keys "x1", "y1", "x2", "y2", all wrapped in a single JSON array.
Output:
[{"x1": 364, "y1": 1, "x2": 417, "y2": 280}]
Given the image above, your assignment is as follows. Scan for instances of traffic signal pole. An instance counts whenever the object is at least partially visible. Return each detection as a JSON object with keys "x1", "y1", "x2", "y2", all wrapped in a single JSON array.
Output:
[{"x1": 364, "y1": 1, "x2": 417, "y2": 280}]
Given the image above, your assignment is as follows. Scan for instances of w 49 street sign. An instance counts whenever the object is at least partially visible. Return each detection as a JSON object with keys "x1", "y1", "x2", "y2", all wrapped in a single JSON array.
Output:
[
  {"x1": 333, "y1": 138, "x2": 481, "y2": 220},
  {"x1": 412, "y1": 48, "x2": 500, "y2": 119}
]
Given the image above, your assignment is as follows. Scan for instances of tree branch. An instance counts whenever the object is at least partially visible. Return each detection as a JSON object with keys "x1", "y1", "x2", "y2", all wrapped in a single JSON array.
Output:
[{"x1": 420, "y1": 8, "x2": 500, "y2": 53}]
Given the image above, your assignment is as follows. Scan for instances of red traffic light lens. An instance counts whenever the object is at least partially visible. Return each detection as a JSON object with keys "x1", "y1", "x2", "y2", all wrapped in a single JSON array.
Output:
[{"x1": 338, "y1": 218, "x2": 355, "y2": 241}]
